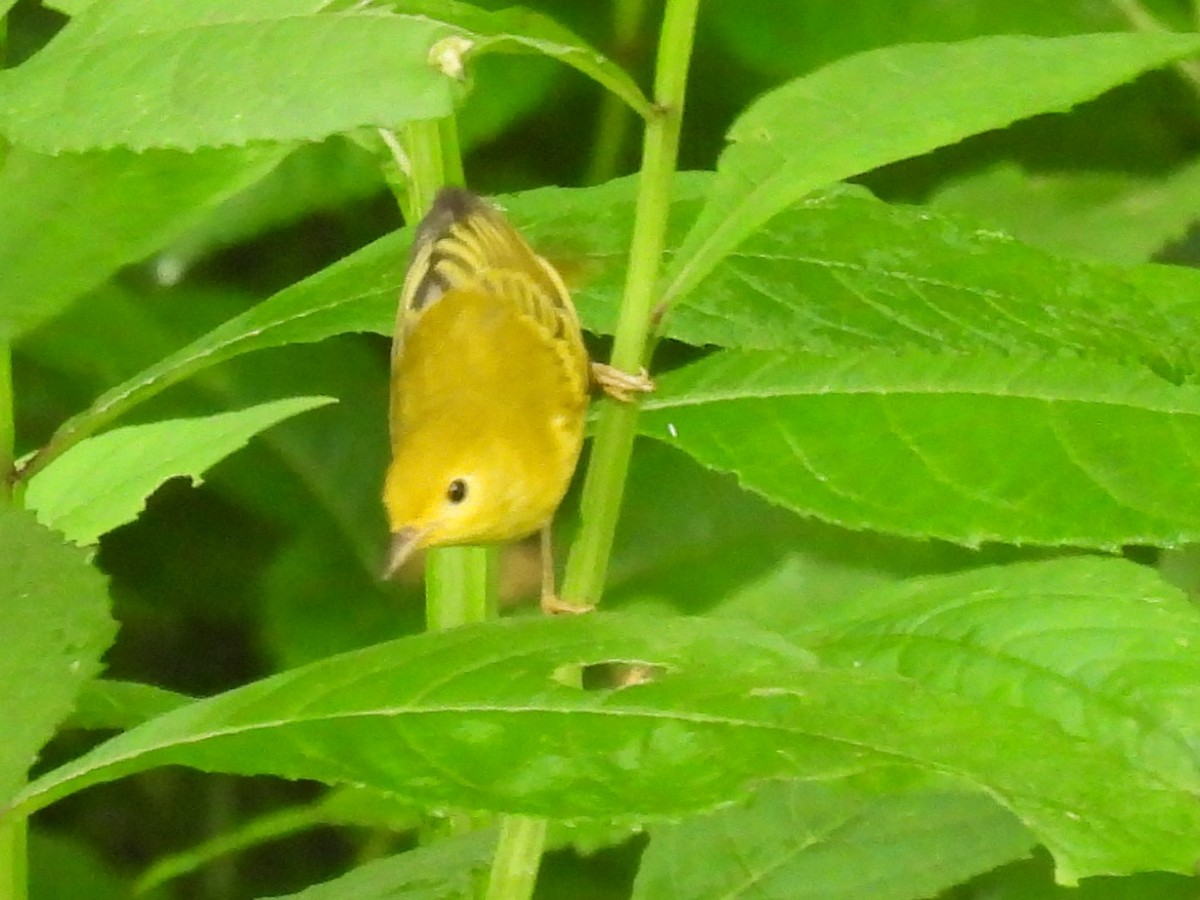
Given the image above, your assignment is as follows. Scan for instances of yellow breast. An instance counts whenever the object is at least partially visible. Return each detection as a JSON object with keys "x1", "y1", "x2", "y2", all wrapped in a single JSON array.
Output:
[{"x1": 383, "y1": 188, "x2": 590, "y2": 561}]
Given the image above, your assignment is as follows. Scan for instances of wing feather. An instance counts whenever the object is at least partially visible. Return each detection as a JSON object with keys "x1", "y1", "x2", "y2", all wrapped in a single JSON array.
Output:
[{"x1": 390, "y1": 188, "x2": 589, "y2": 439}]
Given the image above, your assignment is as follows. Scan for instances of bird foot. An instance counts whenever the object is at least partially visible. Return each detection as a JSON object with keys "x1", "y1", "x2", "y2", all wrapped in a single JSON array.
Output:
[{"x1": 591, "y1": 362, "x2": 655, "y2": 403}]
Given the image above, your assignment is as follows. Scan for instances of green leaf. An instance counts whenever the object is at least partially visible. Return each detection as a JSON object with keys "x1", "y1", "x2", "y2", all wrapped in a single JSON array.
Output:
[
  {"x1": 272, "y1": 830, "x2": 497, "y2": 899},
  {"x1": 0, "y1": 507, "x2": 115, "y2": 805},
  {"x1": 386, "y1": 0, "x2": 651, "y2": 118},
  {"x1": 633, "y1": 779, "x2": 1033, "y2": 900},
  {"x1": 0, "y1": 4, "x2": 458, "y2": 152},
  {"x1": 25, "y1": 396, "x2": 337, "y2": 545},
  {"x1": 802, "y1": 557, "x2": 1200, "y2": 791},
  {"x1": 639, "y1": 350, "x2": 1200, "y2": 547},
  {"x1": 662, "y1": 32, "x2": 1200, "y2": 308},
  {"x1": 0, "y1": 145, "x2": 284, "y2": 339},
  {"x1": 65, "y1": 680, "x2": 191, "y2": 731},
  {"x1": 7, "y1": 612, "x2": 1200, "y2": 881},
  {"x1": 18, "y1": 229, "x2": 399, "y2": 480},
  {"x1": 668, "y1": 184, "x2": 1200, "y2": 378},
  {"x1": 30, "y1": 830, "x2": 138, "y2": 900},
  {"x1": 15, "y1": 177, "x2": 683, "y2": 478},
  {"x1": 707, "y1": 0, "x2": 1130, "y2": 77},
  {"x1": 929, "y1": 161, "x2": 1200, "y2": 264}
]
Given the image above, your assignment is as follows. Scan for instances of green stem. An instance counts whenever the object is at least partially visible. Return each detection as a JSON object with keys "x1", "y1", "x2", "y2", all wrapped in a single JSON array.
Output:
[
  {"x1": 483, "y1": 817, "x2": 546, "y2": 900},
  {"x1": 0, "y1": 819, "x2": 27, "y2": 900},
  {"x1": 583, "y1": 0, "x2": 652, "y2": 185},
  {"x1": 562, "y1": 0, "x2": 698, "y2": 608},
  {"x1": 1111, "y1": 0, "x2": 1200, "y2": 94},
  {"x1": 0, "y1": 340, "x2": 13, "y2": 503},
  {"x1": 0, "y1": 337, "x2": 26, "y2": 900},
  {"x1": 425, "y1": 546, "x2": 496, "y2": 630},
  {"x1": 482, "y1": 4, "x2": 699, "y2": 899}
]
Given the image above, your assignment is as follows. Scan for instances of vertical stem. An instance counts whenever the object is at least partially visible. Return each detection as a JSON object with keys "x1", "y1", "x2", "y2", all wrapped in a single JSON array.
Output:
[
  {"x1": 0, "y1": 821, "x2": 27, "y2": 900},
  {"x1": 425, "y1": 546, "x2": 496, "y2": 630},
  {"x1": 562, "y1": 0, "x2": 699, "y2": 608},
  {"x1": 0, "y1": 340, "x2": 13, "y2": 503},
  {"x1": 484, "y1": 4, "x2": 699, "y2": 899},
  {"x1": 484, "y1": 817, "x2": 546, "y2": 900},
  {"x1": 0, "y1": 335, "x2": 23, "y2": 900},
  {"x1": 583, "y1": 0, "x2": 652, "y2": 185}
]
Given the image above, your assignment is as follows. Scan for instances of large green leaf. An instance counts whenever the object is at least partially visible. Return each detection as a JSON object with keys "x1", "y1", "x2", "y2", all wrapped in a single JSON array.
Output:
[
  {"x1": 0, "y1": 2, "x2": 457, "y2": 152},
  {"x1": 633, "y1": 779, "x2": 1033, "y2": 900},
  {"x1": 0, "y1": 145, "x2": 284, "y2": 340},
  {"x1": 13, "y1": 178, "x2": 672, "y2": 480},
  {"x1": 669, "y1": 184, "x2": 1200, "y2": 377},
  {"x1": 15, "y1": 230, "x2": 401, "y2": 482},
  {"x1": 24, "y1": 396, "x2": 336, "y2": 545},
  {"x1": 929, "y1": 161, "x2": 1200, "y2": 265},
  {"x1": 707, "y1": 0, "x2": 1131, "y2": 76},
  {"x1": 662, "y1": 32, "x2": 1200, "y2": 309},
  {"x1": 1, "y1": 0, "x2": 648, "y2": 153},
  {"x1": 0, "y1": 507, "x2": 115, "y2": 805},
  {"x1": 639, "y1": 350, "x2": 1200, "y2": 547},
  {"x1": 7, "y1": 612, "x2": 1200, "y2": 881},
  {"x1": 801, "y1": 557, "x2": 1200, "y2": 789}
]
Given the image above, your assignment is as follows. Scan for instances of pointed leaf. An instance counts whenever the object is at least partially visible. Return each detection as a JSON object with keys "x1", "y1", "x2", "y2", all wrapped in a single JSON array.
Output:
[
  {"x1": 0, "y1": 3, "x2": 458, "y2": 152},
  {"x1": 6, "y1": 613, "x2": 1200, "y2": 880},
  {"x1": 633, "y1": 780, "x2": 1033, "y2": 900},
  {"x1": 385, "y1": 0, "x2": 651, "y2": 118},
  {"x1": 25, "y1": 396, "x2": 336, "y2": 545},
  {"x1": 639, "y1": 350, "x2": 1200, "y2": 547},
  {"x1": 0, "y1": 145, "x2": 284, "y2": 339},
  {"x1": 669, "y1": 184, "x2": 1200, "y2": 378},
  {"x1": 663, "y1": 32, "x2": 1200, "y2": 308},
  {"x1": 0, "y1": 507, "x2": 115, "y2": 805},
  {"x1": 801, "y1": 557, "x2": 1200, "y2": 791}
]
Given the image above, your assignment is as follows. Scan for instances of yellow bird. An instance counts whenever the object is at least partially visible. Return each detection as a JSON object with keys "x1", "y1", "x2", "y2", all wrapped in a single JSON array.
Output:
[{"x1": 382, "y1": 187, "x2": 649, "y2": 613}]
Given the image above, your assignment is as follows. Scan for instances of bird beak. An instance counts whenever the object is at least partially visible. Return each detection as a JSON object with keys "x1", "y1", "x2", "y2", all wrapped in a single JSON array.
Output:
[{"x1": 382, "y1": 526, "x2": 423, "y2": 580}]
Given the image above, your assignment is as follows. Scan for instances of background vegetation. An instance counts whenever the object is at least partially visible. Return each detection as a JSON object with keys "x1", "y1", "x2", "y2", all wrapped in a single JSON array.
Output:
[{"x1": 5, "y1": 0, "x2": 1200, "y2": 898}]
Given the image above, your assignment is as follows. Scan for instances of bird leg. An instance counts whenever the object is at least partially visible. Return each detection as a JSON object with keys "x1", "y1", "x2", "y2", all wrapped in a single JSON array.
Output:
[{"x1": 539, "y1": 524, "x2": 593, "y2": 615}]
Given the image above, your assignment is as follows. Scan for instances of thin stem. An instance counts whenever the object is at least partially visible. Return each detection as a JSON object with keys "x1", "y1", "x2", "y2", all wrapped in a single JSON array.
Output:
[
  {"x1": 1111, "y1": 0, "x2": 1200, "y2": 94},
  {"x1": 425, "y1": 546, "x2": 496, "y2": 630},
  {"x1": 583, "y1": 0, "x2": 652, "y2": 185},
  {"x1": 482, "y1": 4, "x2": 699, "y2": 899},
  {"x1": 562, "y1": 0, "x2": 699, "y2": 608},
  {"x1": 0, "y1": 338, "x2": 25, "y2": 900},
  {"x1": 483, "y1": 817, "x2": 546, "y2": 900},
  {"x1": 0, "y1": 819, "x2": 27, "y2": 900},
  {"x1": 0, "y1": 340, "x2": 13, "y2": 503},
  {"x1": 401, "y1": 118, "x2": 449, "y2": 223}
]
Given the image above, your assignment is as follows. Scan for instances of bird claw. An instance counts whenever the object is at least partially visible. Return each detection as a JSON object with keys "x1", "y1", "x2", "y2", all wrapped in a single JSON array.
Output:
[
  {"x1": 591, "y1": 362, "x2": 655, "y2": 403},
  {"x1": 541, "y1": 592, "x2": 595, "y2": 615}
]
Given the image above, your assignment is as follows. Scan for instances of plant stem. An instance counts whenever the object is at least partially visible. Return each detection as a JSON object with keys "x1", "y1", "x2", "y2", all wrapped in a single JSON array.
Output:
[
  {"x1": 0, "y1": 819, "x2": 27, "y2": 900},
  {"x1": 583, "y1": 0, "x2": 651, "y2": 185},
  {"x1": 0, "y1": 338, "x2": 24, "y2": 900},
  {"x1": 483, "y1": 816, "x2": 546, "y2": 900},
  {"x1": 562, "y1": 0, "x2": 699, "y2": 608},
  {"x1": 426, "y1": 546, "x2": 496, "y2": 629},
  {"x1": 482, "y1": 4, "x2": 699, "y2": 899},
  {"x1": 1111, "y1": 0, "x2": 1200, "y2": 94},
  {"x1": 0, "y1": 340, "x2": 13, "y2": 503}
]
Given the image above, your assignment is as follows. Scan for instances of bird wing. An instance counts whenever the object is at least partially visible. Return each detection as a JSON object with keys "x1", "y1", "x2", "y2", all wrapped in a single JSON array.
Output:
[{"x1": 391, "y1": 187, "x2": 589, "y2": 438}]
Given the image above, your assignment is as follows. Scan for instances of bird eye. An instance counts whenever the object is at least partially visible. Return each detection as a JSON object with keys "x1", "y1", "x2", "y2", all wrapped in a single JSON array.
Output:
[{"x1": 446, "y1": 478, "x2": 468, "y2": 504}]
